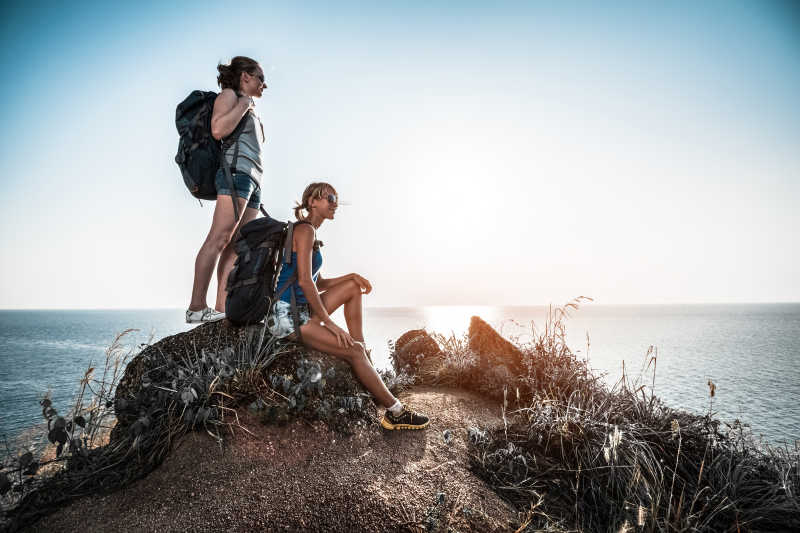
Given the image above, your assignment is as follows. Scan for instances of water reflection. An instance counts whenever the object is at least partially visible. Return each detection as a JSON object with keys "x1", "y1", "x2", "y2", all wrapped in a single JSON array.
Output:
[{"x1": 422, "y1": 305, "x2": 500, "y2": 337}]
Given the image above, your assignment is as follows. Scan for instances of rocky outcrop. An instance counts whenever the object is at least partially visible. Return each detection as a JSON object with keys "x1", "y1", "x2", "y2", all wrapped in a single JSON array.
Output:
[
  {"x1": 111, "y1": 320, "x2": 376, "y2": 445},
  {"x1": 20, "y1": 312, "x2": 798, "y2": 533},
  {"x1": 26, "y1": 318, "x2": 529, "y2": 532},
  {"x1": 34, "y1": 387, "x2": 516, "y2": 533},
  {"x1": 113, "y1": 319, "x2": 255, "y2": 403}
]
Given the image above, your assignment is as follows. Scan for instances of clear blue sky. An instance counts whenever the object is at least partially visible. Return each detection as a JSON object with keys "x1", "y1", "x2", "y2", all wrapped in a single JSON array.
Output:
[{"x1": 1, "y1": 1, "x2": 798, "y2": 308}]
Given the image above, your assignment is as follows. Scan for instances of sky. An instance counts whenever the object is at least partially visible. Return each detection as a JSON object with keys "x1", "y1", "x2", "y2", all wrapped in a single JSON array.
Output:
[{"x1": 0, "y1": 0, "x2": 798, "y2": 309}]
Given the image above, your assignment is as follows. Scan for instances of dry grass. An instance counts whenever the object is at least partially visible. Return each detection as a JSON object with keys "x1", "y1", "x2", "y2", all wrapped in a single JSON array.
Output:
[
  {"x1": 0, "y1": 323, "x2": 377, "y2": 531},
  {"x1": 4, "y1": 300, "x2": 798, "y2": 532},
  {"x1": 0, "y1": 329, "x2": 136, "y2": 529},
  {"x1": 423, "y1": 298, "x2": 800, "y2": 532},
  {"x1": 0, "y1": 329, "x2": 267, "y2": 530},
  {"x1": 415, "y1": 332, "x2": 479, "y2": 389}
]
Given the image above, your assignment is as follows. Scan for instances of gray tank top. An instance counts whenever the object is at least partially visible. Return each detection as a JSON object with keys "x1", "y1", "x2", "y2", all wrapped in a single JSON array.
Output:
[{"x1": 223, "y1": 110, "x2": 265, "y2": 180}]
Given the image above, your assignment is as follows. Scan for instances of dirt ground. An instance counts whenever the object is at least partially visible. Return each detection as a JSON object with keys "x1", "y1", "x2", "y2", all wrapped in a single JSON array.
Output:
[{"x1": 29, "y1": 386, "x2": 520, "y2": 532}]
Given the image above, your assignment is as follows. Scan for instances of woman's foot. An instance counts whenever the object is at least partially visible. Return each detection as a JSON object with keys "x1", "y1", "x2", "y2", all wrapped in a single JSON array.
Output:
[
  {"x1": 185, "y1": 307, "x2": 225, "y2": 324},
  {"x1": 380, "y1": 407, "x2": 430, "y2": 430}
]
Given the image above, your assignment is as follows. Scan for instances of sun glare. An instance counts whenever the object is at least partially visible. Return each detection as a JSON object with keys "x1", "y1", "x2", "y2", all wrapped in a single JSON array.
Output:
[{"x1": 423, "y1": 305, "x2": 500, "y2": 337}]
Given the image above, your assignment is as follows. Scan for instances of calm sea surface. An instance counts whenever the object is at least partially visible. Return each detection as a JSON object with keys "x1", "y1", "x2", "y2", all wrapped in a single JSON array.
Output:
[{"x1": 1, "y1": 304, "x2": 798, "y2": 444}]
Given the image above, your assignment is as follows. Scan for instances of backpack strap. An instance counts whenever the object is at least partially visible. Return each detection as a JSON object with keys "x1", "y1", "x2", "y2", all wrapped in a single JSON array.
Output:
[
  {"x1": 271, "y1": 270, "x2": 303, "y2": 343},
  {"x1": 290, "y1": 286, "x2": 303, "y2": 344},
  {"x1": 282, "y1": 220, "x2": 316, "y2": 262},
  {"x1": 222, "y1": 160, "x2": 269, "y2": 219},
  {"x1": 222, "y1": 164, "x2": 241, "y2": 222},
  {"x1": 274, "y1": 272, "x2": 296, "y2": 302},
  {"x1": 220, "y1": 109, "x2": 252, "y2": 222},
  {"x1": 279, "y1": 220, "x2": 318, "y2": 344},
  {"x1": 283, "y1": 222, "x2": 295, "y2": 264},
  {"x1": 246, "y1": 177, "x2": 269, "y2": 217}
]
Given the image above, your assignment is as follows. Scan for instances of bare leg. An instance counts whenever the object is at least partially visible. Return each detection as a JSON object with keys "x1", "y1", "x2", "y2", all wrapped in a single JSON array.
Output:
[
  {"x1": 298, "y1": 320, "x2": 395, "y2": 407},
  {"x1": 189, "y1": 195, "x2": 247, "y2": 312},
  {"x1": 215, "y1": 205, "x2": 259, "y2": 310},
  {"x1": 320, "y1": 280, "x2": 364, "y2": 342}
]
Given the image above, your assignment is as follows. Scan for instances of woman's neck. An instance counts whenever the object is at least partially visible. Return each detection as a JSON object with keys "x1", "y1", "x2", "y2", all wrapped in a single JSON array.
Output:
[{"x1": 306, "y1": 214, "x2": 324, "y2": 229}]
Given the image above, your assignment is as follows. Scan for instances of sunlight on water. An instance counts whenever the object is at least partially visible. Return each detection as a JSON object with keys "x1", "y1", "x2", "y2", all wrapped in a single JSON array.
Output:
[
  {"x1": 422, "y1": 306, "x2": 500, "y2": 337},
  {"x1": 1, "y1": 306, "x2": 799, "y2": 443}
]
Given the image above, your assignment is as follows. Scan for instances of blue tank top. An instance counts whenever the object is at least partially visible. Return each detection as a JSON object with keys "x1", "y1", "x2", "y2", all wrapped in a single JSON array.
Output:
[{"x1": 276, "y1": 247, "x2": 323, "y2": 304}]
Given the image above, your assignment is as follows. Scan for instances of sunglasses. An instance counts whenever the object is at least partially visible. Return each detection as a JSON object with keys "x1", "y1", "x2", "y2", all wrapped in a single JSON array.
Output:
[
  {"x1": 323, "y1": 193, "x2": 338, "y2": 204},
  {"x1": 249, "y1": 71, "x2": 265, "y2": 83}
]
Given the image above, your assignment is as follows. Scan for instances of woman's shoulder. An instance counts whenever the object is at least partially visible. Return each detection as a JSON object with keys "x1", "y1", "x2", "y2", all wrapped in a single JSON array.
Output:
[
  {"x1": 292, "y1": 221, "x2": 317, "y2": 254},
  {"x1": 293, "y1": 221, "x2": 316, "y2": 240},
  {"x1": 212, "y1": 89, "x2": 238, "y2": 117},
  {"x1": 216, "y1": 87, "x2": 238, "y2": 102}
]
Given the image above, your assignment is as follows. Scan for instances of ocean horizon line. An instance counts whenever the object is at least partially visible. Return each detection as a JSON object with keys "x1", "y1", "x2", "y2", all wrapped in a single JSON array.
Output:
[{"x1": 1, "y1": 301, "x2": 800, "y2": 312}]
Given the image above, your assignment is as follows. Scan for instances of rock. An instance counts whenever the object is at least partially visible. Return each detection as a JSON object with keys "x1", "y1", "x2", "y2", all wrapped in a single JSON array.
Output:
[
  {"x1": 392, "y1": 329, "x2": 442, "y2": 375},
  {"x1": 468, "y1": 315, "x2": 525, "y2": 378},
  {"x1": 114, "y1": 320, "x2": 255, "y2": 403},
  {"x1": 112, "y1": 320, "x2": 376, "y2": 443},
  {"x1": 392, "y1": 319, "x2": 527, "y2": 400}
]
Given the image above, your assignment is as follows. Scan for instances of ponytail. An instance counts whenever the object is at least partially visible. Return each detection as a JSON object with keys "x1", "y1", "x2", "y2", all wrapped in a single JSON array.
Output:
[
  {"x1": 216, "y1": 56, "x2": 259, "y2": 92},
  {"x1": 294, "y1": 182, "x2": 336, "y2": 220}
]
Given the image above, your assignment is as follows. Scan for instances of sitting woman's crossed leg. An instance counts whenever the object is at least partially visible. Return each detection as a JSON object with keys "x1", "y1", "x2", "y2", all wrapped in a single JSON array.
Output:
[
  {"x1": 299, "y1": 280, "x2": 390, "y2": 406},
  {"x1": 268, "y1": 182, "x2": 429, "y2": 430}
]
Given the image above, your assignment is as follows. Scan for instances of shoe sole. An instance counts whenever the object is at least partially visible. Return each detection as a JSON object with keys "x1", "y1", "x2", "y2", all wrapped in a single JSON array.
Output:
[
  {"x1": 185, "y1": 314, "x2": 226, "y2": 324},
  {"x1": 380, "y1": 418, "x2": 430, "y2": 431}
]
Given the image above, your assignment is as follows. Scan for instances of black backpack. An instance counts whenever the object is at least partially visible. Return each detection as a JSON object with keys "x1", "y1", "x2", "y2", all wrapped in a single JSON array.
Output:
[
  {"x1": 174, "y1": 90, "x2": 260, "y2": 220},
  {"x1": 225, "y1": 217, "x2": 314, "y2": 336}
]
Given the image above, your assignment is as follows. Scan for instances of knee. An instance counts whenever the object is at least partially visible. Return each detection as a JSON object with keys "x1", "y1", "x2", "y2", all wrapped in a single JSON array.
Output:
[
  {"x1": 346, "y1": 280, "x2": 362, "y2": 298},
  {"x1": 207, "y1": 229, "x2": 234, "y2": 253}
]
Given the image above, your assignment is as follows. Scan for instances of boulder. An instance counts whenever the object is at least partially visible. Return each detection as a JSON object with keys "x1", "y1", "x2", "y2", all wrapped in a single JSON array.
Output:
[
  {"x1": 112, "y1": 320, "x2": 376, "y2": 443},
  {"x1": 392, "y1": 319, "x2": 527, "y2": 400},
  {"x1": 114, "y1": 319, "x2": 254, "y2": 403},
  {"x1": 468, "y1": 315, "x2": 525, "y2": 378},
  {"x1": 391, "y1": 328, "x2": 442, "y2": 377}
]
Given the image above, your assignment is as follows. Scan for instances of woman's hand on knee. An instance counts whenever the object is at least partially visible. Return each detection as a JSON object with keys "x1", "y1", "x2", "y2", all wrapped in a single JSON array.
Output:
[
  {"x1": 351, "y1": 273, "x2": 372, "y2": 294},
  {"x1": 323, "y1": 320, "x2": 354, "y2": 347}
]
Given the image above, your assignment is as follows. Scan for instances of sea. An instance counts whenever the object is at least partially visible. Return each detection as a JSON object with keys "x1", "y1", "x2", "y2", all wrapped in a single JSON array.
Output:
[{"x1": 1, "y1": 304, "x2": 798, "y2": 446}]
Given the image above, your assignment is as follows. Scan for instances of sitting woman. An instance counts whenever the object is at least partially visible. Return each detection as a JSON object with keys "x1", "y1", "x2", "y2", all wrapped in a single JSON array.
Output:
[{"x1": 269, "y1": 182, "x2": 429, "y2": 431}]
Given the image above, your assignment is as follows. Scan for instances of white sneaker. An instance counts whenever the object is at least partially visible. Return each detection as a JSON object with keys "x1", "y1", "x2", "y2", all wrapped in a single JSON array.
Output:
[{"x1": 185, "y1": 307, "x2": 226, "y2": 324}]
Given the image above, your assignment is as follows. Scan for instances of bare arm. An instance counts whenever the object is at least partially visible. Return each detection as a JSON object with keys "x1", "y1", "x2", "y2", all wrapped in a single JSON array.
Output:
[
  {"x1": 294, "y1": 225, "x2": 354, "y2": 346},
  {"x1": 210, "y1": 89, "x2": 253, "y2": 140},
  {"x1": 317, "y1": 272, "x2": 372, "y2": 294}
]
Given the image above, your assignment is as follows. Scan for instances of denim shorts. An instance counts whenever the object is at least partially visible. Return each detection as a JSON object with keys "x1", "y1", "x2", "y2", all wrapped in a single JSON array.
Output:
[
  {"x1": 267, "y1": 301, "x2": 311, "y2": 339},
  {"x1": 215, "y1": 169, "x2": 261, "y2": 209}
]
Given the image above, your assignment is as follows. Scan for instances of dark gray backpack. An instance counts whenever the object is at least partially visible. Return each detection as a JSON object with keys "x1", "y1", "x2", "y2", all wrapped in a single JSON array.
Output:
[
  {"x1": 226, "y1": 218, "x2": 314, "y2": 339},
  {"x1": 174, "y1": 90, "x2": 265, "y2": 220}
]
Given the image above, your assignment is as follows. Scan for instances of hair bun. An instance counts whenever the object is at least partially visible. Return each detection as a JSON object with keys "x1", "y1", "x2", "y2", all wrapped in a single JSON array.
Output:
[{"x1": 216, "y1": 56, "x2": 259, "y2": 92}]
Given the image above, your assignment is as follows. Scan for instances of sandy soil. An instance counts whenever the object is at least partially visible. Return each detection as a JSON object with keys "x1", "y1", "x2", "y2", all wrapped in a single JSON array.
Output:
[{"x1": 29, "y1": 386, "x2": 519, "y2": 532}]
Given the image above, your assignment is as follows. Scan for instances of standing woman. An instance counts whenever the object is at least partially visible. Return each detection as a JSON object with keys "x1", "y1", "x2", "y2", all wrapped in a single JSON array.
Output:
[
  {"x1": 269, "y1": 182, "x2": 430, "y2": 430},
  {"x1": 187, "y1": 56, "x2": 268, "y2": 323}
]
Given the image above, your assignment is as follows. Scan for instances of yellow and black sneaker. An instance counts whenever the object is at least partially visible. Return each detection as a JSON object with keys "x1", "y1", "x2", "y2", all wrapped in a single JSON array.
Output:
[{"x1": 380, "y1": 407, "x2": 430, "y2": 430}]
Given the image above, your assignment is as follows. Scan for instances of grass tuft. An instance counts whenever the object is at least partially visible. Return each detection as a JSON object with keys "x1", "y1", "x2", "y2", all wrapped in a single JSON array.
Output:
[
  {"x1": 454, "y1": 299, "x2": 800, "y2": 531},
  {"x1": 0, "y1": 326, "x2": 375, "y2": 531}
]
